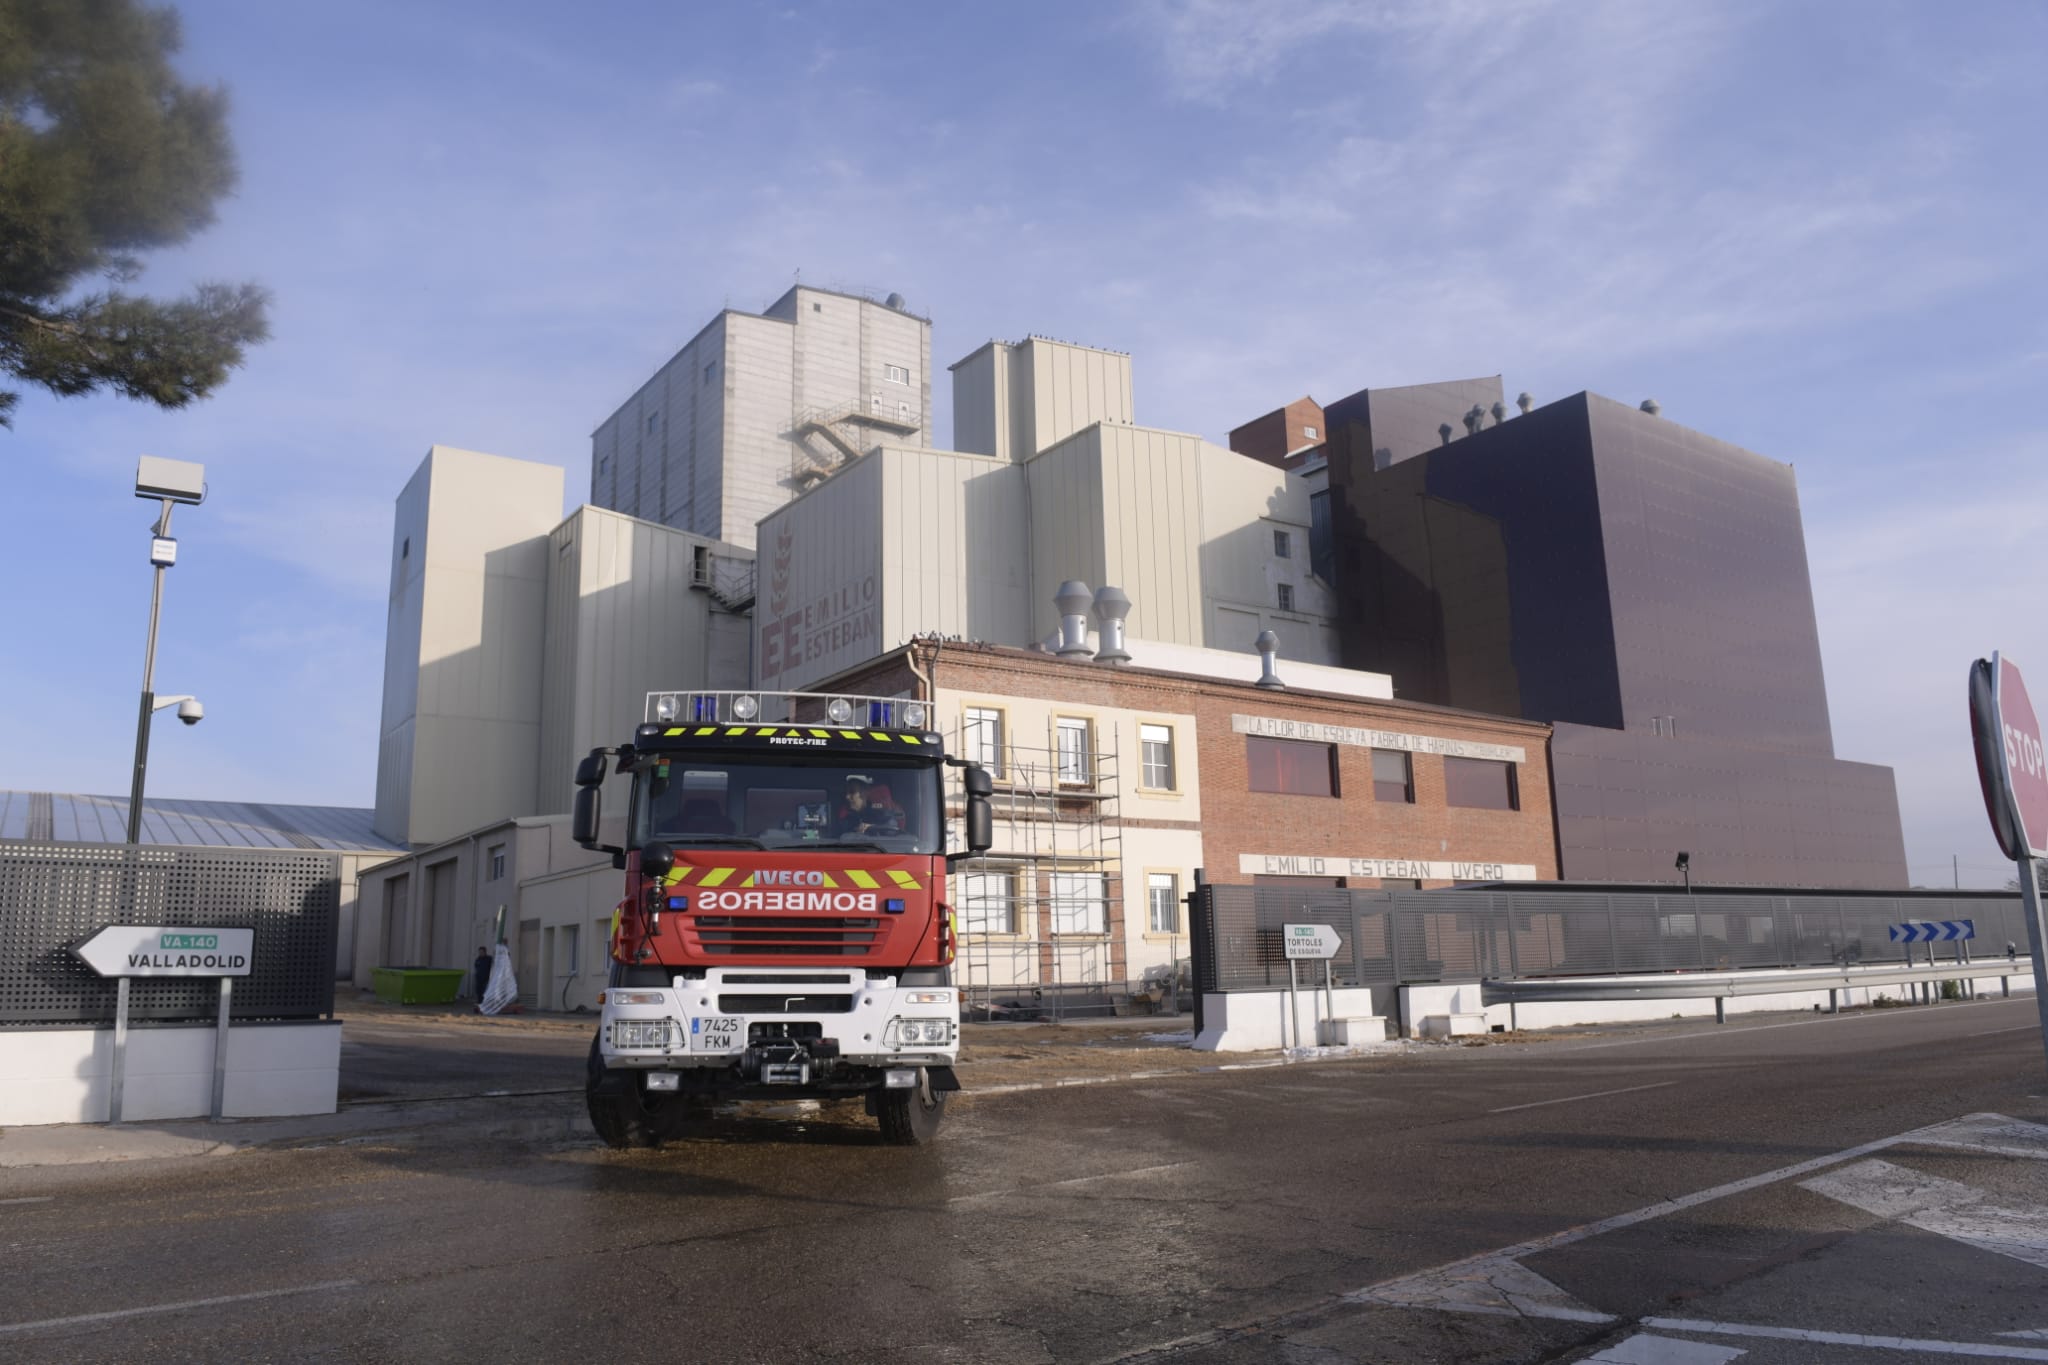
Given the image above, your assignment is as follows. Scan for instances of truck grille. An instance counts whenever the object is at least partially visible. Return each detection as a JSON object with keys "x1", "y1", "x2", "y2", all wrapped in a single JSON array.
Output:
[
  {"x1": 718, "y1": 994, "x2": 854, "y2": 1014},
  {"x1": 691, "y1": 915, "x2": 883, "y2": 957}
]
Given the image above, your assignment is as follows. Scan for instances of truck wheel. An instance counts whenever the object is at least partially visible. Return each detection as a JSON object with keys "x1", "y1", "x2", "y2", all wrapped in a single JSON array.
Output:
[
  {"x1": 586, "y1": 1038, "x2": 661, "y2": 1149},
  {"x1": 876, "y1": 1072, "x2": 947, "y2": 1145}
]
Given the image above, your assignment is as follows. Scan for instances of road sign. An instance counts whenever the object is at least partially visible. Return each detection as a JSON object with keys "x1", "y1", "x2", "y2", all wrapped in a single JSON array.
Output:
[
  {"x1": 1283, "y1": 923, "x2": 1341, "y2": 960},
  {"x1": 73, "y1": 925, "x2": 253, "y2": 978},
  {"x1": 1888, "y1": 920, "x2": 1975, "y2": 944},
  {"x1": 1972, "y1": 653, "x2": 2048, "y2": 860}
]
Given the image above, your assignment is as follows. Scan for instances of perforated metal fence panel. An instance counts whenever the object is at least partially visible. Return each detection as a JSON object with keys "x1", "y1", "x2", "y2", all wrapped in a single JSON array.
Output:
[
  {"x1": 0, "y1": 842, "x2": 339, "y2": 1026},
  {"x1": 1192, "y1": 884, "x2": 2025, "y2": 993}
]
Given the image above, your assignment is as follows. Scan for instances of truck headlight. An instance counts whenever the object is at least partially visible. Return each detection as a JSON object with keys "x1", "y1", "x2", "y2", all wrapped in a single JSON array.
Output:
[
  {"x1": 613, "y1": 1019, "x2": 675, "y2": 1049},
  {"x1": 887, "y1": 1017, "x2": 955, "y2": 1047},
  {"x1": 904, "y1": 991, "x2": 952, "y2": 1005},
  {"x1": 608, "y1": 990, "x2": 667, "y2": 1006}
]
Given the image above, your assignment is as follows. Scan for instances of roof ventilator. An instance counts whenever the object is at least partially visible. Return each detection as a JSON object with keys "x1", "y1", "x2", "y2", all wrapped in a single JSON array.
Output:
[
  {"x1": 1054, "y1": 581, "x2": 1095, "y2": 658},
  {"x1": 1254, "y1": 629, "x2": 1285, "y2": 689},
  {"x1": 1092, "y1": 586, "x2": 1132, "y2": 665}
]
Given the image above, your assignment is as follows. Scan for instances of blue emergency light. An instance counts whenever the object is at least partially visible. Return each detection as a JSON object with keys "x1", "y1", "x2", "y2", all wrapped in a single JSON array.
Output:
[{"x1": 885, "y1": 898, "x2": 906, "y2": 914}]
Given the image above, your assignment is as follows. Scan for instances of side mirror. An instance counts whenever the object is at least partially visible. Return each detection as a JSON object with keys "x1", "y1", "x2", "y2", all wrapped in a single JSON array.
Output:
[
  {"x1": 574, "y1": 750, "x2": 608, "y2": 787},
  {"x1": 640, "y1": 841, "x2": 675, "y2": 881},
  {"x1": 964, "y1": 764, "x2": 994, "y2": 855},
  {"x1": 572, "y1": 786, "x2": 603, "y2": 849}
]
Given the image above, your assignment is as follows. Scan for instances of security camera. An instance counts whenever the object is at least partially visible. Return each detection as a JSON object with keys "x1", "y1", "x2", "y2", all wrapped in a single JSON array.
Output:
[{"x1": 176, "y1": 698, "x2": 204, "y2": 726}]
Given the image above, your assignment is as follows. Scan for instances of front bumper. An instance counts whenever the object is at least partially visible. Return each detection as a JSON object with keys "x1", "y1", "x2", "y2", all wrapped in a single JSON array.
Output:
[{"x1": 598, "y1": 967, "x2": 960, "y2": 1075}]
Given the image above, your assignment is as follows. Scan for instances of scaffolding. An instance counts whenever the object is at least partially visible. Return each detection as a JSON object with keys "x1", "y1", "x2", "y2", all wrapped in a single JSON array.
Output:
[{"x1": 946, "y1": 717, "x2": 1126, "y2": 1020}]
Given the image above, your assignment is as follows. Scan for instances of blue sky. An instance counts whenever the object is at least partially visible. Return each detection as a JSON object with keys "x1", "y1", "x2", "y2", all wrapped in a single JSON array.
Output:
[{"x1": 3, "y1": 0, "x2": 2044, "y2": 887}]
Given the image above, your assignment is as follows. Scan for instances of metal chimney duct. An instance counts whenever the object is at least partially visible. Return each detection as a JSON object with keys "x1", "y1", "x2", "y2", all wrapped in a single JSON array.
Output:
[
  {"x1": 1489, "y1": 400, "x2": 1506, "y2": 426},
  {"x1": 1640, "y1": 398, "x2": 1661, "y2": 416},
  {"x1": 1462, "y1": 406, "x2": 1483, "y2": 436},
  {"x1": 1054, "y1": 580, "x2": 1095, "y2": 657},
  {"x1": 1092, "y1": 585, "x2": 1132, "y2": 664},
  {"x1": 1254, "y1": 629, "x2": 1284, "y2": 689},
  {"x1": 1516, "y1": 391, "x2": 1534, "y2": 415},
  {"x1": 1438, "y1": 422, "x2": 1454, "y2": 446}
]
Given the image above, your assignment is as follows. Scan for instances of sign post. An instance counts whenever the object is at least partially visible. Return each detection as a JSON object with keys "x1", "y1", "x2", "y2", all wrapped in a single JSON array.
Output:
[
  {"x1": 1284, "y1": 924, "x2": 1342, "y2": 1050},
  {"x1": 1969, "y1": 653, "x2": 2048, "y2": 1071},
  {"x1": 73, "y1": 926, "x2": 255, "y2": 1122}
]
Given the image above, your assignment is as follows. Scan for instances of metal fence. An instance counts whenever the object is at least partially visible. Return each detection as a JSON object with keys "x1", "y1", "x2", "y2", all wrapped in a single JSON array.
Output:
[
  {"x1": 1192, "y1": 883, "x2": 2025, "y2": 997},
  {"x1": 0, "y1": 842, "x2": 340, "y2": 1026}
]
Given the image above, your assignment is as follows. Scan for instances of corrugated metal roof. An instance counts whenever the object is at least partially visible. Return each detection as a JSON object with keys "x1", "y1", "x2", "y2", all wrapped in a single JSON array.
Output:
[{"x1": 0, "y1": 791, "x2": 401, "y2": 853}]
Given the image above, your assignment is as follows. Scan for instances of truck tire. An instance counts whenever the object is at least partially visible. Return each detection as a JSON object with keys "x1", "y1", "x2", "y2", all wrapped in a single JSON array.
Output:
[
  {"x1": 586, "y1": 1038, "x2": 662, "y2": 1149},
  {"x1": 876, "y1": 1071, "x2": 947, "y2": 1145}
]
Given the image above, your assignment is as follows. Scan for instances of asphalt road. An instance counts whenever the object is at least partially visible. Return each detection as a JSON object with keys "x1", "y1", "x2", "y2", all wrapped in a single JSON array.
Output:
[{"x1": 4, "y1": 997, "x2": 2046, "y2": 1364}]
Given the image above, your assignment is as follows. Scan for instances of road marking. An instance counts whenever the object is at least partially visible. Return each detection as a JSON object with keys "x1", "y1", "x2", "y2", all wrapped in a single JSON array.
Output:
[
  {"x1": 1970, "y1": 1025, "x2": 2044, "y2": 1038},
  {"x1": 1642, "y1": 1316, "x2": 2048, "y2": 1360},
  {"x1": 1587, "y1": 1333, "x2": 1746, "y2": 1364},
  {"x1": 1352, "y1": 1113, "x2": 2047, "y2": 1324},
  {"x1": 1801, "y1": 1158, "x2": 2048, "y2": 1271},
  {"x1": 1908, "y1": 1113, "x2": 2048, "y2": 1161},
  {"x1": 1488, "y1": 1080, "x2": 1676, "y2": 1114},
  {"x1": 0, "y1": 1280, "x2": 358, "y2": 1337},
  {"x1": 0, "y1": 1197, "x2": 54, "y2": 1206},
  {"x1": 1354, "y1": 1250, "x2": 1613, "y2": 1322},
  {"x1": 2003, "y1": 1330, "x2": 2048, "y2": 1342},
  {"x1": 948, "y1": 1161, "x2": 1193, "y2": 1204}
]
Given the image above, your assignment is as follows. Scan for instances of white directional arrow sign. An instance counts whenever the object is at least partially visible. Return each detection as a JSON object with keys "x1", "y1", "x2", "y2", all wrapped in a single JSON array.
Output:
[
  {"x1": 1282, "y1": 923, "x2": 1341, "y2": 960},
  {"x1": 74, "y1": 925, "x2": 254, "y2": 978}
]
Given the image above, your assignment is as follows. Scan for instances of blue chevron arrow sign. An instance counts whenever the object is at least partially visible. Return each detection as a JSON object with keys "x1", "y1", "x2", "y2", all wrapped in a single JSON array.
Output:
[{"x1": 1888, "y1": 919, "x2": 1976, "y2": 943}]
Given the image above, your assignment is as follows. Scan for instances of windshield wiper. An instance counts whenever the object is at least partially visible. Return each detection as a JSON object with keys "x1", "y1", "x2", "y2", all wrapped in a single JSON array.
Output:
[
  {"x1": 658, "y1": 835, "x2": 767, "y2": 849},
  {"x1": 802, "y1": 840, "x2": 892, "y2": 853}
]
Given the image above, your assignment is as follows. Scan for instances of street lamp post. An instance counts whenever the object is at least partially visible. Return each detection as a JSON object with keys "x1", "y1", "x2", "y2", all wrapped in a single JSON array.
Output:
[{"x1": 125, "y1": 457, "x2": 208, "y2": 845}]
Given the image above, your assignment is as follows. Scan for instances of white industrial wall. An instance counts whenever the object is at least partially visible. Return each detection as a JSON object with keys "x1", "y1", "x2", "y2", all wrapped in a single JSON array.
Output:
[
  {"x1": 1022, "y1": 337, "x2": 1133, "y2": 454},
  {"x1": 1197, "y1": 442, "x2": 1337, "y2": 664},
  {"x1": 876, "y1": 447, "x2": 1031, "y2": 654},
  {"x1": 373, "y1": 446, "x2": 564, "y2": 848},
  {"x1": 535, "y1": 505, "x2": 754, "y2": 811},
  {"x1": 591, "y1": 314, "x2": 731, "y2": 540},
  {"x1": 1022, "y1": 425, "x2": 1109, "y2": 635},
  {"x1": 719, "y1": 311, "x2": 795, "y2": 550},
  {"x1": 516, "y1": 862, "x2": 623, "y2": 1014},
  {"x1": 950, "y1": 343, "x2": 1007, "y2": 460},
  {"x1": 0, "y1": 1022, "x2": 343, "y2": 1125},
  {"x1": 757, "y1": 453, "x2": 888, "y2": 690}
]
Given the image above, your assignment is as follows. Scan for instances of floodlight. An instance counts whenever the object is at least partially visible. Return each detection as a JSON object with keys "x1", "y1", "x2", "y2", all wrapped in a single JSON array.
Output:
[{"x1": 135, "y1": 456, "x2": 207, "y2": 505}]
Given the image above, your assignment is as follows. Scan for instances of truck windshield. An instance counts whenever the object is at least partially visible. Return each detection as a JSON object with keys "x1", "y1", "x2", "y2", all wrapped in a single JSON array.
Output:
[{"x1": 633, "y1": 756, "x2": 943, "y2": 855}]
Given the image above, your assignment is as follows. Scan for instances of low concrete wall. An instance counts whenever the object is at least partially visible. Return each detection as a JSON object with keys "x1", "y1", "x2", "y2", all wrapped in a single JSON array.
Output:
[
  {"x1": 0, "y1": 1021, "x2": 342, "y2": 1126},
  {"x1": 1401, "y1": 972, "x2": 2037, "y2": 1038},
  {"x1": 1194, "y1": 987, "x2": 1383, "y2": 1051}
]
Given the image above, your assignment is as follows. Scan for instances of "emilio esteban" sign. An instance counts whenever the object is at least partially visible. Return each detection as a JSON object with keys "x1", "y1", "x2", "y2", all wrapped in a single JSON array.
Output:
[{"x1": 1239, "y1": 853, "x2": 1539, "y2": 883}]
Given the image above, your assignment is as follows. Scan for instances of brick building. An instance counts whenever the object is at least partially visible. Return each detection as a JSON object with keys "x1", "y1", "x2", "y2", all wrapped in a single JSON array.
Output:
[{"x1": 829, "y1": 636, "x2": 1554, "y2": 1008}]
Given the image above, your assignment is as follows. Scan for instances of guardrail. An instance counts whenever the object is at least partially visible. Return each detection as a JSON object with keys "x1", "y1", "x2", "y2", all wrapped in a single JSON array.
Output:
[{"x1": 1483, "y1": 957, "x2": 2036, "y2": 1020}]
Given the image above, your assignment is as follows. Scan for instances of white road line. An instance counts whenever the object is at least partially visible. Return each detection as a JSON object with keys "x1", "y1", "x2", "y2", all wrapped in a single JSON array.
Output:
[
  {"x1": 1970, "y1": 1025, "x2": 2043, "y2": 1038},
  {"x1": 1587, "y1": 1333, "x2": 1746, "y2": 1364},
  {"x1": 1351, "y1": 1113, "x2": 2041, "y2": 1319},
  {"x1": 1488, "y1": 1081, "x2": 1676, "y2": 1114},
  {"x1": 0, "y1": 1280, "x2": 359, "y2": 1337},
  {"x1": 948, "y1": 1161, "x2": 1193, "y2": 1204},
  {"x1": 1642, "y1": 1316, "x2": 2048, "y2": 1360},
  {"x1": 1800, "y1": 1158, "x2": 2048, "y2": 1271},
  {"x1": 0, "y1": 1197, "x2": 55, "y2": 1206}
]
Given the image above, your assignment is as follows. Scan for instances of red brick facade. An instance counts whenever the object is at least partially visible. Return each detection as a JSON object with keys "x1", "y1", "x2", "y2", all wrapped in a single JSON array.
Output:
[
  {"x1": 834, "y1": 641, "x2": 1557, "y2": 892},
  {"x1": 1228, "y1": 396, "x2": 1328, "y2": 471}
]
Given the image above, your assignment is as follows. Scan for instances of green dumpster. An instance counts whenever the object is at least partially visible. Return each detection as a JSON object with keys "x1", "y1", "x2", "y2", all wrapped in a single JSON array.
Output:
[{"x1": 372, "y1": 967, "x2": 468, "y2": 1005}]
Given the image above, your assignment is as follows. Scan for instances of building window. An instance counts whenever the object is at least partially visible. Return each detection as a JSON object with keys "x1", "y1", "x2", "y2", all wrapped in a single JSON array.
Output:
[
  {"x1": 1140, "y1": 723, "x2": 1175, "y2": 789},
  {"x1": 1147, "y1": 872, "x2": 1180, "y2": 934},
  {"x1": 1274, "y1": 529, "x2": 1292, "y2": 559},
  {"x1": 1371, "y1": 750, "x2": 1413, "y2": 803},
  {"x1": 594, "y1": 918, "x2": 611, "y2": 970},
  {"x1": 703, "y1": 361, "x2": 716, "y2": 384},
  {"x1": 646, "y1": 413, "x2": 658, "y2": 434},
  {"x1": 400, "y1": 537, "x2": 409, "y2": 559},
  {"x1": 884, "y1": 363, "x2": 910, "y2": 385},
  {"x1": 1277, "y1": 582, "x2": 1295, "y2": 612},
  {"x1": 597, "y1": 456, "x2": 608, "y2": 476},
  {"x1": 487, "y1": 844, "x2": 506, "y2": 881},
  {"x1": 1303, "y1": 424, "x2": 1319, "y2": 440},
  {"x1": 1445, "y1": 757, "x2": 1520, "y2": 811},
  {"x1": 812, "y1": 301, "x2": 822, "y2": 313},
  {"x1": 1050, "y1": 872, "x2": 1107, "y2": 935},
  {"x1": 1056, "y1": 717, "x2": 1092, "y2": 786},
  {"x1": 963, "y1": 707, "x2": 1005, "y2": 777},
  {"x1": 961, "y1": 870, "x2": 1017, "y2": 935},
  {"x1": 1246, "y1": 737, "x2": 1337, "y2": 797}
]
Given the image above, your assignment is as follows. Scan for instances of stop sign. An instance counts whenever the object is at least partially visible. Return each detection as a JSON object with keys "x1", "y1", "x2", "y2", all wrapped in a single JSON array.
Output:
[{"x1": 1972, "y1": 653, "x2": 2048, "y2": 860}]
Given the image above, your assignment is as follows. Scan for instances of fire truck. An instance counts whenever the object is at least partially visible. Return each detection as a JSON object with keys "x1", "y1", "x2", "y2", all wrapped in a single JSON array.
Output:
[{"x1": 571, "y1": 689, "x2": 993, "y2": 1146}]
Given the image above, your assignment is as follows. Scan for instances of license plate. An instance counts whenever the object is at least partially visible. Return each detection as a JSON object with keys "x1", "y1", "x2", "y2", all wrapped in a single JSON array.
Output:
[{"x1": 690, "y1": 1015, "x2": 742, "y2": 1053}]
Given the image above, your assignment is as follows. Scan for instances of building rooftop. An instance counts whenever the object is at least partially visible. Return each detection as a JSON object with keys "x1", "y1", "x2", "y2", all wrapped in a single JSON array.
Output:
[{"x1": 0, "y1": 791, "x2": 401, "y2": 854}]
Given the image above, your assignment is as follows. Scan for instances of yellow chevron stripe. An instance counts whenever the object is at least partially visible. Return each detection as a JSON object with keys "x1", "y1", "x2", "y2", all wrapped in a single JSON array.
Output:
[
  {"x1": 816, "y1": 871, "x2": 839, "y2": 888},
  {"x1": 725, "y1": 727, "x2": 746, "y2": 737},
  {"x1": 845, "y1": 869, "x2": 880, "y2": 889},
  {"x1": 740, "y1": 872, "x2": 757, "y2": 887},
  {"x1": 663, "y1": 867, "x2": 691, "y2": 886},
  {"x1": 664, "y1": 727, "x2": 685, "y2": 736},
  {"x1": 839, "y1": 730, "x2": 861, "y2": 739},
  {"x1": 886, "y1": 869, "x2": 920, "y2": 890},
  {"x1": 695, "y1": 727, "x2": 716, "y2": 736},
  {"x1": 869, "y1": 732, "x2": 891, "y2": 742},
  {"x1": 809, "y1": 729, "x2": 829, "y2": 739},
  {"x1": 698, "y1": 866, "x2": 737, "y2": 887},
  {"x1": 756, "y1": 727, "x2": 778, "y2": 737},
  {"x1": 899, "y1": 735, "x2": 921, "y2": 745}
]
